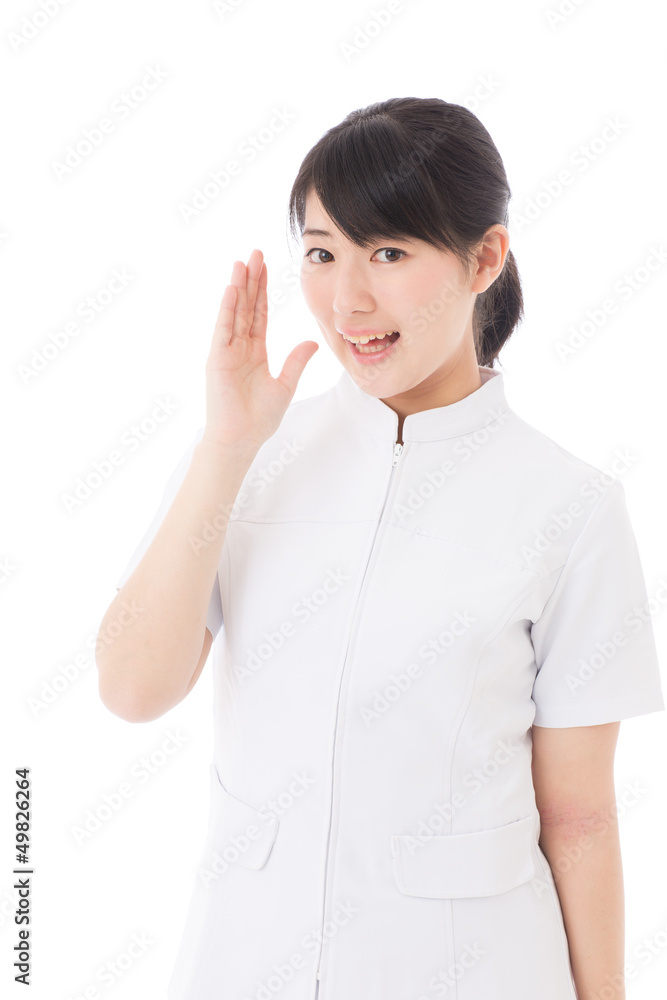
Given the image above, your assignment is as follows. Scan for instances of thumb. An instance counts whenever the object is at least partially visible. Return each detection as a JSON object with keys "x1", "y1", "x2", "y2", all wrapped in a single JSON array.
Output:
[{"x1": 276, "y1": 341, "x2": 319, "y2": 398}]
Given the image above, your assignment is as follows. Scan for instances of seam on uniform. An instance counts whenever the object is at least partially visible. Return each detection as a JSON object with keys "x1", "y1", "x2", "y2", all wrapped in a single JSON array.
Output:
[
  {"x1": 412, "y1": 527, "x2": 548, "y2": 581},
  {"x1": 229, "y1": 516, "x2": 382, "y2": 525},
  {"x1": 223, "y1": 521, "x2": 232, "y2": 636},
  {"x1": 448, "y1": 896, "x2": 458, "y2": 1000},
  {"x1": 510, "y1": 412, "x2": 624, "y2": 489},
  {"x1": 532, "y1": 687, "x2": 665, "y2": 727},
  {"x1": 226, "y1": 517, "x2": 552, "y2": 584},
  {"x1": 530, "y1": 480, "x2": 624, "y2": 628},
  {"x1": 224, "y1": 523, "x2": 236, "y2": 660},
  {"x1": 443, "y1": 575, "x2": 546, "y2": 832}
]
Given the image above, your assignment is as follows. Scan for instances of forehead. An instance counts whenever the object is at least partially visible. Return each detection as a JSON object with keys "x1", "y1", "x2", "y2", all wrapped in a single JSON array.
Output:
[
  {"x1": 302, "y1": 190, "x2": 341, "y2": 237},
  {"x1": 301, "y1": 190, "x2": 420, "y2": 246}
]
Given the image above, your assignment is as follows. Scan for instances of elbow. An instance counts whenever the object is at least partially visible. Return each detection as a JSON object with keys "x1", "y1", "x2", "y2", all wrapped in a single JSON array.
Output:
[
  {"x1": 97, "y1": 682, "x2": 153, "y2": 723},
  {"x1": 96, "y1": 669, "x2": 169, "y2": 724}
]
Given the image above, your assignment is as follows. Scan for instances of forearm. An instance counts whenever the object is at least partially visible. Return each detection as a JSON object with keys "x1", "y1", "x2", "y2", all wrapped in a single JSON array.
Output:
[
  {"x1": 96, "y1": 437, "x2": 256, "y2": 719},
  {"x1": 539, "y1": 811, "x2": 625, "y2": 1000}
]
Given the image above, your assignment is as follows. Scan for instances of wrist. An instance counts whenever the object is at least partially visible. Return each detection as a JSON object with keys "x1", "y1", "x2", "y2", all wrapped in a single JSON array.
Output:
[{"x1": 194, "y1": 435, "x2": 259, "y2": 473}]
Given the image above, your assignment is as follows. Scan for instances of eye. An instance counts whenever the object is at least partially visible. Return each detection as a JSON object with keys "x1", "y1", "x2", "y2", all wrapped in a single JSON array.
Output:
[
  {"x1": 374, "y1": 247, "x2": 406, "y2": 263},
  {"x1": 303, "y1": 247, "x2": 407, "y2": 264},
  {"x1": 303, "y1": 248, "x2": 334, "y2": 264}
]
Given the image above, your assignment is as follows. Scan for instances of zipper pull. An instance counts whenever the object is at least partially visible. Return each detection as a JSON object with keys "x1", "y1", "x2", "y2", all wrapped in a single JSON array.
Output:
[{"x1": 392, "y1": 442, "x2": 404, "y2": 466}]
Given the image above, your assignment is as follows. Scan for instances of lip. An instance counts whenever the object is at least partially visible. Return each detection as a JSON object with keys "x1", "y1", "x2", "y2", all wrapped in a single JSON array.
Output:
[{"x1": 343, "y1": 331, "x2": 401, "y2": 366}]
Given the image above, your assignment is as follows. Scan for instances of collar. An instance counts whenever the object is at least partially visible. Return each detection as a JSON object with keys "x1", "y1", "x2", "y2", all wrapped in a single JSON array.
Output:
[{"x1": 334, "y1": 365, "x2": 510, "y2": 442}]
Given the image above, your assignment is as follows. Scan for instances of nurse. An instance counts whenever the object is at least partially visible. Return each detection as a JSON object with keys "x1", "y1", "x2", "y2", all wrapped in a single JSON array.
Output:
[{"x1": 97, "y1": 97, "x2": 664, "y2": 1000}]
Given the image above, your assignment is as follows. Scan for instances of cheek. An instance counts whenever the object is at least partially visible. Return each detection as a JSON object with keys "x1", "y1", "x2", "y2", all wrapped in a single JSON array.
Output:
[
  {"x1": 412, "y1": 269, "x2": 468, "y2": 329},
  {"x1": 300, "y1": 277, "x2": 340, "y2": 343},
  {"x1": 300, "y1": 273, "x2": 327, "y2": 314},
  {"x1": 424, "y1": 268, "x2": 463, "y2": 309}
]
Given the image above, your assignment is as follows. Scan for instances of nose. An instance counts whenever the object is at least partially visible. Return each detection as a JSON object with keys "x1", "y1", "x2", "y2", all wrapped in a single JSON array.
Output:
[{"x1": 331, "y1": 262, "x2": 376, "y2": 318}]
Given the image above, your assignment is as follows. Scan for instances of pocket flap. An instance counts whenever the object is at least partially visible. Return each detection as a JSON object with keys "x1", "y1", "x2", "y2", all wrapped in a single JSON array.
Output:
[
  {"x1": 391, "y1": 814, "x2": 536, "y2": 898},
  {"x1": 207, "y1": 764, "x2": 279, "y2": 871}
]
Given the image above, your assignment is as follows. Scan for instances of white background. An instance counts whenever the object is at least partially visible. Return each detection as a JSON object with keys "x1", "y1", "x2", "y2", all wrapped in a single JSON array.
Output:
[{"x1": 1, "y1": 0, "x2": 666, "y2": 997}]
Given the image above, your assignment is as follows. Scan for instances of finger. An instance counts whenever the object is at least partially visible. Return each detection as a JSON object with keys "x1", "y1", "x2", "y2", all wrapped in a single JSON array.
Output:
[
  {"x1": 231, "y1": 260, "x2": 248, "y2": 341},
  {"x1": 249, "y1": 261, "x2": 268, "y2": 340},
  {"x1": 277, "y1": 341, "x2": 319, "y2": 396},
  {"x1": 213, "y1": 283, "x2": 238, "y2": 348},
  {"x1": 245, "y1": 249, "x2": 263, "y2": 329}
]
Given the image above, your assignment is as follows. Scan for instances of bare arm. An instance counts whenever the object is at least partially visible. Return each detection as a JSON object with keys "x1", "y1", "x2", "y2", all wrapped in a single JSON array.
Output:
[
  {"x1": 531, "y1": 721, "x2": 625, "y2": 1000},
  {"x1": 96, "y1": 438, "x2": 256, "y2": 722},
  {"x1": 95, "y1": 248, "x2": 318, "y2": 724}
]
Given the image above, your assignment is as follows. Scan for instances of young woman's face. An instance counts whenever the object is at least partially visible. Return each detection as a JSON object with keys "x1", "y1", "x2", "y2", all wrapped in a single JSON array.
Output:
[{"x1": 299, "y1": 189, "x2": 503, "y2": 404}]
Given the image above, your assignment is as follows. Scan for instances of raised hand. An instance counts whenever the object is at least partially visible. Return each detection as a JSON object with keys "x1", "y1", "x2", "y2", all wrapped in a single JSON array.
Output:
[{"x1": 203, "y1": 248, "x2": 319, "y2": 452}]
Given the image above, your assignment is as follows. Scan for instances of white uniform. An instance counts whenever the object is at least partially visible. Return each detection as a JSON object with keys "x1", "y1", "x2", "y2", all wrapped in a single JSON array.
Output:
[{"x1": 116, "y1": 365, "x2": 665, "y2": 1000}]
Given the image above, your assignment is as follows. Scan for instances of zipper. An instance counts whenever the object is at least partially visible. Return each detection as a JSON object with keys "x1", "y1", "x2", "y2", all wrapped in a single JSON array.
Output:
[{"x1": 313, "y1": 439, "x2": 405, "y2": 995}]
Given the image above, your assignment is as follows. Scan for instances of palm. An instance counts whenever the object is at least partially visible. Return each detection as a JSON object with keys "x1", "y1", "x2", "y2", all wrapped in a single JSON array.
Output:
[{"x1": 204, "y1": 249, "x2": 319, "y2": 450}]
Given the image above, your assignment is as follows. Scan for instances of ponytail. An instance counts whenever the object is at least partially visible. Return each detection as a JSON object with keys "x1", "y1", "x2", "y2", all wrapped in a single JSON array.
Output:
[{"x1": 473, "y1": 248, "x2": 524, "y2": 368}]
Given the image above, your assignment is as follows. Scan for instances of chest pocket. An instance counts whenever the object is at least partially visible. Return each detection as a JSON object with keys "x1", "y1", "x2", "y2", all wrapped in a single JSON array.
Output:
[
  {"x1": 391, "y1": 814, "x2": 536, "y2": 897},
  {"x1": 206, "y1": 764, "x2": 280, "y2": 871}
]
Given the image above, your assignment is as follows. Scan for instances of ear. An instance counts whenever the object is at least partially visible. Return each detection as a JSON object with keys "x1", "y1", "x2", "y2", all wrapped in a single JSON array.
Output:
[{"x1": 470, "y1": 224, "x2": 510, "y2": 294}]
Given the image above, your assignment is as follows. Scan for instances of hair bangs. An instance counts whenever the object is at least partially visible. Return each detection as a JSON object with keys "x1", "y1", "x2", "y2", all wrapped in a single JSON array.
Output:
[{"x1": 289, "y1": 114, "x2": 457, "y2": 256}]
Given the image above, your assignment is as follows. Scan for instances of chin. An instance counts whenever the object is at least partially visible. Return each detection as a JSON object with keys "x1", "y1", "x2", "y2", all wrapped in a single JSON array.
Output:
[{"x1": 349, "y1": 366, "x2": 406, "y2": 397}]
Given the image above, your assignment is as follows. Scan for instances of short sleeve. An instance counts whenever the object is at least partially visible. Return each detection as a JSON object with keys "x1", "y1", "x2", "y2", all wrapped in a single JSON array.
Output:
[
  {"x1": 115, "y1": 427, "x2": 224, "y2": 641},
  {"x1": 530, "y1": 480, "x2": 664, "y2": 727}
]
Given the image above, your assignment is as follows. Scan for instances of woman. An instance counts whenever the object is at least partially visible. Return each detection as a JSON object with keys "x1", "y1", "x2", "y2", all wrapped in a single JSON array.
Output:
[{"x1": 97, "y1": 97, "x2": 664, "y2": 1000}]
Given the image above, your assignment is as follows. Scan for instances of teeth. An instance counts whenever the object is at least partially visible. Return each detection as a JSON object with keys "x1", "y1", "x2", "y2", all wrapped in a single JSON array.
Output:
[
  {"x1": 355, "y1": 340, "x2": 393, "y2": 353},
  {"x1": 342, "y1": 330, "x2": 397, "y2": 344}
]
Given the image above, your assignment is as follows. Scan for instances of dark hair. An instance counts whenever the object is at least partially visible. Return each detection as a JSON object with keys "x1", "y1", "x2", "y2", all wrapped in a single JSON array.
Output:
[{"x1": 287, "y1": 97, "x2": 523, "y2": 368}]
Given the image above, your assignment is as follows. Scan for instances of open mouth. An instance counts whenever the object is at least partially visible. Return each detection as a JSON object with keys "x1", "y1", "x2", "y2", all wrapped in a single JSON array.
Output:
[{"x1": 341, "y1": 330, "x2": 401, "y2": 355}]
